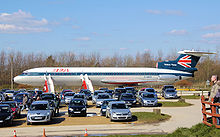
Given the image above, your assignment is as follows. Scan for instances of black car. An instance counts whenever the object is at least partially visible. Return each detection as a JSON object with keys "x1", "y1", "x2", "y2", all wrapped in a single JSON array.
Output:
[
  {"x1": 0, "y1": 104, "x2": 13, "y2": 126},
  {"x1": 113, "y1": 88, "x2": 126, "y2": 100},
  {"x1": 119, "y1": 93, "x2": 136, "y2": 107},
  {"x1": 68, "y1": 99, "x2": 87, "y2": 117}
]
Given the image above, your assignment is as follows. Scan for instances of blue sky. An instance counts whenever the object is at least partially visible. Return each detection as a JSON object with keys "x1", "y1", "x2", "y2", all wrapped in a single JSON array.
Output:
[{"x1": 0, "y1": 0, "x2": 220, "y2": 57}]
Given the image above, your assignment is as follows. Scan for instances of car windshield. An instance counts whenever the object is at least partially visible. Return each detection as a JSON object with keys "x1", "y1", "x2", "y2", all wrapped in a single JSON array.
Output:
[
  {"x1": 121, "y1": 94, "x2": 134, "y2": 99},
  {"x1": 102, "y1": 100, "x2": 114, "y2": 106},
  {"x1": 0, "y1": 106, "x2": 10, "y2": 113},
  {"x1": 41, "y1": 94, "x2": 54, "y2": 100},
  {"x1": 80, "y1": 90, "x2": 91, "y2": 94},
  {"x1": 115, "y1": 89, "x2": 126, "y2": 93},
  {"x1": 94, "y1": 91, "x2": 104, "y2": 96},
  {"x1": 30, "y1": 104, "x2": 48, "y2": 110},
  {"x1": 98, "y1": 95, "x2": 110, "y2": 99},
  {"x1": 145, "y1": 89, "x2": 155, "y2": 92},
  {"x1": 65, "y1": 93, "x2": 75, "y2": 96},
  {"x1": 6, "y1": 90, "x2": 14, "y2": 93},
  {"x1": 105, "y1": 90, "x2": 113, "y2": 93},
  {"x1": 165, "y1": 86, "x2": 174, "y2": 89},
  {"x1": 143, "y1": 94, "x2": 155, "y2": 98},
  {"x1": 74, "y1": 95, "x2": 84, "y2": 99},
  {"x1": 3, "y1": 103, "x2": 16, "y2": 108},
  {"x1": 15, "y1": 94, "x2": 24, "y2": 100},
  {"x1": 166, "y1": 90, "x2": 175, "y2": 93},
  {"x1": 70, "y1": 100, "x2": 85, "y2": 106},
  {"x1": 112, "y1": 103, "x2": 127, "y2": 109},
  {"x1": 126, "y1": 88, "x2": 135, "y2": 91}
]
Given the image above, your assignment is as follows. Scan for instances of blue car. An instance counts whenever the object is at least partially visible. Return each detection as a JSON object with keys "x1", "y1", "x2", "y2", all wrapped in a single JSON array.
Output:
[
  {"x1": 144, "y1": 88, "x2": 158, "y2": 98},
  {"x1": 164, "y1": 88, "x2": 178, "y2": 99}
]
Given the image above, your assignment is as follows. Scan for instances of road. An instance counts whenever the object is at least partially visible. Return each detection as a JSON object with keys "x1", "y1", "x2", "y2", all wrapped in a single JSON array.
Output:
[{"x1": 0, "y1": 99, "x2": 202, "y2": 137}]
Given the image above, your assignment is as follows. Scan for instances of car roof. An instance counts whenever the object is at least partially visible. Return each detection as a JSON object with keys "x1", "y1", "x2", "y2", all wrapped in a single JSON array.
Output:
[
  {"x1": 165, "y1": 88, "x2": 175, "y2": 90},
  {"x1": 32, "y1": 100, "x2": 49, "y2": 104},
  {"x1": 142, "y1": 92, "x2": 155, "y2": 95},
  {"x1": 16, "y1": 93, "x2": 29, "y2": 95},
  {"x1": 121, "y1": 93, "x2": 133, "y2": 95},
  {"x1": 109, "y1": 101, "x2": 125, "y2": 105},
  {"x1": 0, "y1": 104, "x2": 10, "y2": 107},
  {"x1": 115, "y1": 88, "x2": 125, "y2": 89},
  {"x1": 75, "y1": 93, "x2": 85, "y2": 95},
  {"x1": 98, "y1": 93, "x2": 109, "y2": 96},
  {"x1": 1, "y1": 101, "x2": 16, "y2": 104}
]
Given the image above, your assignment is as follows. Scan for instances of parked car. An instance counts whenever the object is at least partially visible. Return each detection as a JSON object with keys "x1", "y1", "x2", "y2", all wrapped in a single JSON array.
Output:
[
  {"x1": 161, "y1": 85, "x2": 175, "y2": 97},
  {"x1": 27, "y1": 100, "x2": 53, "y2": 125},
  {"x1": 92, "y1": 90, "x2": 105, "y2": 104},
  {"x1": 14, "y1": 93, "x2": 30, "y2": 108},
  {"x1": 141, "y1": 88, "x2": 158, "y2": 98},
  {"x1": 0, "y1": 101, "x2": 21, "y2": 118},
  {"x1": 40, "y1": 93, "x2": 57, "y2": 116},
  {"x1": 79, "y1": 89, "x2": 92, "y2": 100},
  {"x1": 119, "y1": 93, "x2": 136, "y2": 107},
  {"x1": 4, "y1": 90, "x2": 15, "y2": 100},
  {"x1": 64, "y1": 92, "x2": 75, "y2": 104},
  {"x1": 99, "y1": 88, "x2": 108, "y2": 90},
  {"x1": 105, "y1": 90, "x2": 114, "y2": 97},
  {"x1": 164, "y1": 88, "x2": 178, "y2": 99},
  {"x1": 0, "y1": 93, "x2": 5, "y2": 102},
  {"x1": 139, "y1": 92, "x2": 158, "y2": 107},
  {"x1": 0, "y1": 104, "x2": 13, "y2": 126},
  {"x1": 73, "y1": 93, "x2": 87, "y2": 105},
  {"x1": 100, "y1": 99, "x2": 116, "y2": 116},
  {"x1": 113, "y1": 88, "x2": 126, "y2": 100},
  {"x1": 106, "y1": 101, "x2": 132, "y2": 121},
  {"x1": 61, "y1": 89, "x2": 73, "y2": 100},
  {"x1": 95, "y1": 93, "x2": 111, "y2": 107},
  {"x1": 68, "y1": 99, "x2": 87, "y2": 117},
  {"x1": 125, "y1": 87, "x2": 137, "y2": 96}
]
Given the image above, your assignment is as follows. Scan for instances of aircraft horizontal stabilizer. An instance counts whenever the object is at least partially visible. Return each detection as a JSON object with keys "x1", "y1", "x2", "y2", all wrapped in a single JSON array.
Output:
[{"x1": 178, "y1": 50, "x2": 215, "y2": 57}]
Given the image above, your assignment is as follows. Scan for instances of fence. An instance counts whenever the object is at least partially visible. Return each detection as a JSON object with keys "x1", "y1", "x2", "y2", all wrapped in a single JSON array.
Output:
[{"x1": 201, "y1": 96, "x2": 220, "y2": 128}]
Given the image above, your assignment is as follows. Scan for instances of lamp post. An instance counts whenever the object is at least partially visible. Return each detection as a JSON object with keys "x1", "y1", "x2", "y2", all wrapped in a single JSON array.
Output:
[{"x1": 10, "y1": 55, "x2": 13, "y2": 89}]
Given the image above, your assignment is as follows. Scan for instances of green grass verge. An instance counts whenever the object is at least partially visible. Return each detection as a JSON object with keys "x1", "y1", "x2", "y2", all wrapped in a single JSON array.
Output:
[
  {"x1": 132, "y1": 112, "x2": 171, "y2": 123},
  {"x1": 158, "y1": 101, "x2": 192, "y2": 107},
  {"x1": 90, "y1": 123, "x2": 220, "y2": 137},
  {"x1": 180, "y1": 95, "x2": 201, "y2": 99}
]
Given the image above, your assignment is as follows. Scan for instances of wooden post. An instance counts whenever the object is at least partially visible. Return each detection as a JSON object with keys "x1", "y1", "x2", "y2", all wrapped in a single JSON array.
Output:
[
  {"x1": 153, "y1": 109, "x2": 161, "y2": 115},
  {"x1": 201, "y1": 96, "x2": 207, "y2": 122},
  {"x1": 211, "y1": 98, "x2": 217, "y2": 126}
]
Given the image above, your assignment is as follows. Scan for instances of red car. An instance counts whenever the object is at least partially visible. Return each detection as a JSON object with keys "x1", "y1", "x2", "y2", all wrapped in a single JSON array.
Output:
[{"x1": 0, "y1": 101, "x2": 21, "y2": 118}]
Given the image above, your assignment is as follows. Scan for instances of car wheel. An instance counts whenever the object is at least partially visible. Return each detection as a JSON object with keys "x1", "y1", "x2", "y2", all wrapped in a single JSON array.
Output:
[
  {"x1": 68, "y1": 114, "x2": 72, "y2": 117},
  {"x1": 27, "y1": 122, "x2": 31, "y2": 125}
]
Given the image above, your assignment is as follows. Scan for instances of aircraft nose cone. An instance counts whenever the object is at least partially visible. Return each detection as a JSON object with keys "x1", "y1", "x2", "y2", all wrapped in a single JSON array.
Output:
[{"x1": 13, "y1": 76, "x2": 22, "y2": 84}]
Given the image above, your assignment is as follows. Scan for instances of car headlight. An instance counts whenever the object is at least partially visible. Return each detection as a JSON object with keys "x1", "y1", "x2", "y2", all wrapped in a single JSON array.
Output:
[
  {"x1": 82, "y1": 108, "x2": 86, "y2": 111},
  {"x1": 128, "y1": 111, "x2": 132, "y2": 115},
  {"x1": 5, "y1": 116, "x2": 11, "y2": 120},
  {"x1": 102, "y1": 109, "x2": 106, "y2": 111},
  {"x1": 47, "y1": 112, "x2": 50, "y2": 116},
  {"x1": 69, "y1": 108, "x2": 73, "y2": 111},
  {"x1": 133, "y1": 100, "x2": 136, "y2": 103}
]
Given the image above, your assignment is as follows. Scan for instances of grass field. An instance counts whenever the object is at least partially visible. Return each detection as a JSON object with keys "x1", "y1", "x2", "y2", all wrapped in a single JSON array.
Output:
[
  {"x1": 132, "y1": 112, "x2": 171, "y2": 124},
  {"x1": 180, "y1": 95, "x2": 201, "y2": 99},
  {"x1": 158, "y1": 101, "x2": 192, "y2": 107},
  {"x1": 90, "y1": 123, "x2": 220, "y2": 137}
]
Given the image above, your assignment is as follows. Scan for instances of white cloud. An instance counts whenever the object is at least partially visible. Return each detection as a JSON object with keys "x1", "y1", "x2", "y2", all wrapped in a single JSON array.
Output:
[
  {"x1": 0, "y1": 10, "x2": 50, "y2": 33},
  {"x1": 73, "y1": 37, "x2": 91, "y2": 41},
  {"x1": 202, "y1": 32, "x2": 220, "y2": 38},
  {"x1": 146, "y1": 9, "x2": 184, "y2": 16},
  {"x1": 202, "y1": 24, "x2": 220, "y2": 31},
  {"x1": 168, "y1": 29, "x2": 188, "y2": 35}
]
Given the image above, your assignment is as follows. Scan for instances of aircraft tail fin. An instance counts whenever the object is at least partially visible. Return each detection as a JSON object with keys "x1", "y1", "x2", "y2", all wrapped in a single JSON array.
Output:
[{"x1": 157, "y1": 50, "x2": 215, "y2": 73}]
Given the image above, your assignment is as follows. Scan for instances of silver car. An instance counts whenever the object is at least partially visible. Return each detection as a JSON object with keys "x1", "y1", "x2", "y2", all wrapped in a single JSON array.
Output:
[
  {"x1": 139, "y1": 92, "x2": 158, "y2": 107},
  {"x1": 92, "y1": 90, "x2": 104, "y2": 104},
  {"x1": 27, "y1": 100, "x2": 53, "y2": 125},
  {"x1": 64, "y1": 92, "x2": 75, "y2": 104},
  {"x1": 95, "y1": 93, "x2": 111, "y2": 107},
  {"x1": 106, "y1": 101, "x2": 132, "y2": 121}
]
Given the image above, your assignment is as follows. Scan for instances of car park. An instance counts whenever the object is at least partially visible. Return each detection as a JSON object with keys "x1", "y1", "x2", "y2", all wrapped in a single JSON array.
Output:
[
  {"x1": 27, "y1": 100, "x2": 53, "y2": 125},
  {"x1": 164, "y1": 88, "x2": 178, "y2": 99},
  {"x1": 100, "y1": 99, "x2": 116, "y2": 116},
  {"x1": 73, "y1": 93, "x2": 87, "y2": 105},
  {"x1": 0, "y1": 101, "x2": 21, "y2": 118},
  {"x1": 0, "y1": 104, "x2": 13, "y2": 126},
  {"x1": 92, "y1": 90, "x2": 105, "y2": 104},
  {"x1": 138, "y1": 92, "x2": 158, "y2": 107},
  {"x1": 64, "y1": 92, "x2": 75, "y2": 104},
  {"x1": 79, "y1": 89, "x2": 92, "y2": 100},
  {"x1": 95, "y1": 93, "x2": 111, "y2": 107},
  {"x1": 68, "y1": 98, "x2": 87, "y2": 117},
  {"x1": 106, "y1": 101, "x2": 132, "y2": 121},
  {"x1": 119, "y1": 93, "x2": 136, "y2": 107}
]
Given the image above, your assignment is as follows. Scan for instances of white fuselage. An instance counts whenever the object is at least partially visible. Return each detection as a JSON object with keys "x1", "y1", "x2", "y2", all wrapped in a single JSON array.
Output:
[{"x1": 14, "y1": 67, "x2": 193, "y2": 87}]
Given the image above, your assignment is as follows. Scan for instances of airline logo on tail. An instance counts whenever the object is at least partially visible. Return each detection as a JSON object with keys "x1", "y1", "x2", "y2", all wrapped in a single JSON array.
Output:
[{"x1": 177, "y1": 55, "x2": 192, "y2": 68}]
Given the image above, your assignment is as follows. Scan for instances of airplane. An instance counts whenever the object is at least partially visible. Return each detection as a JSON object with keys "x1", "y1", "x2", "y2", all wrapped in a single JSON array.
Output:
[{"x1": 14, "y1": 50, "x2": 214, "y2": 89}]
